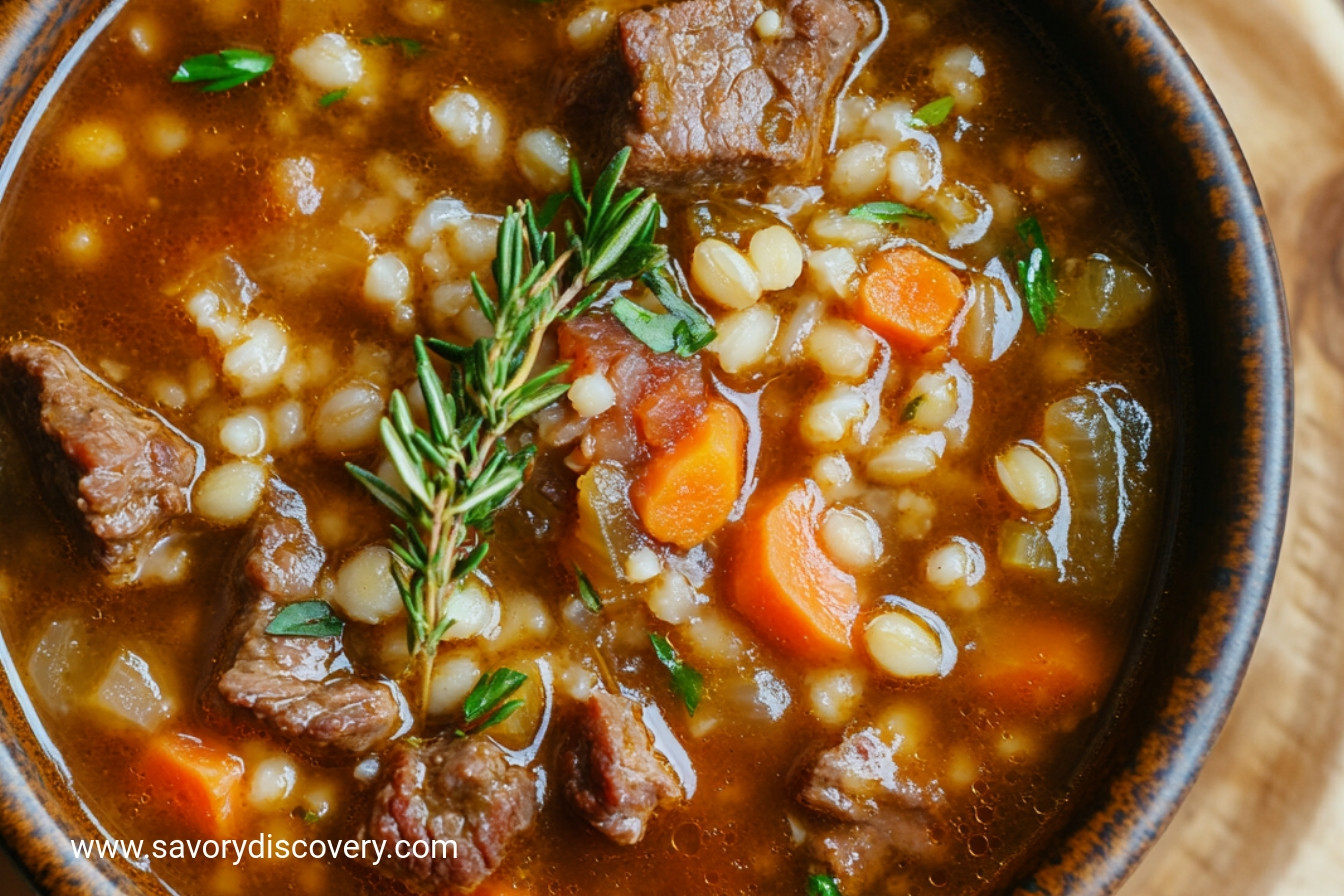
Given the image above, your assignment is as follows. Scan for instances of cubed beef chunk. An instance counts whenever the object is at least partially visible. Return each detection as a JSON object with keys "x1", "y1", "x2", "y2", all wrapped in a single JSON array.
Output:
[
  {"x1": 365, "y1": 737, "x2": 539, "y2": 892},
  {"x1": 560, "y1": 690, "x2": 684, "y2": 844},
  {"x1": 218, "y1": 482, "x2": 409, "y2": 754},
  {"x1": 0, "y1": 339, "x2": 199, "y2": 579},
  {"x1": 241, "y1": 480, "x2": 326, "y2": 600},
  {"x1": 617, "y1": 0, "x2": 877, "y2": 183},
  {"x1": 558, "y1": 314, "x2": 707, "y2": 467},
  {"x1": 797, "y1": 728, "x2": 945, "y2": 889}
]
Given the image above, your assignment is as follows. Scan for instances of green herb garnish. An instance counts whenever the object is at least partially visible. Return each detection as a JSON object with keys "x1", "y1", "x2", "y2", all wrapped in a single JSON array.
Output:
[
  {"x1": 346, "y1": 148, "x2": 678, "y2": 719},
  {"x1": 848, "y1": 202, "x2": 933, "y2": 225},
  {"x1": 361, "y1": 36, "x2": 426, "y2": 58},
  {"x1": 293, "y1": 808, "x2": 321, "y2": 825},
  {"x1": 806, "y1": 874, "x2": 843, "y2": 896},
  {"x1": 575, "y1": 566, "x2": 603, "y2": 614},
  {"x1": 649, "y1": 632, "x2": 704, "y2": 715},
  {"x1": 266, "y1": 601, "x2": 344, "y2": 638},
  {"x1": 1012, "y1": 216, "x2": 1058, "y2": 333},
  {"x1": 318, "y1": 88, "x2": 349, "y2": 107},
  {"x1": 912, "y1": 95, "x2": 956, "y2": 128},
  {"x1": 171, "y1": 49, "x2": 273, "y2": 92},
  {"x1": 457, "y1": 668, "x2": 527, "y2": 736},
  {"x1": 610, "y1": 268, "x2": 716, "y2": 357},
  {"x1": 901, "y1": 394, "x2": 926, "y2": 422}
]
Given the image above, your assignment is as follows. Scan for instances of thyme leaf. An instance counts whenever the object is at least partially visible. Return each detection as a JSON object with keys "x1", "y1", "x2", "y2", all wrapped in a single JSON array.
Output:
[
  {"x1": 457, "y1": 668, "x2": 527, "y2": 736},
  {"x1": 912, "y1": 95, "x2": 955, "y2": 128},
  {"x1": 575, "y1": 566, "x2": 603, "y2": 614},
  {"x1": 266, "y1": 601, "x2": 344, "y2": 638},
  {"x1": 848, "y1": 202, "x2": 933, "y2": 225},
  {"x1": 806, "y1": 874, "x2": 844, "y2": 896},
  {"x1": 1012, "y1": 216, "x2": 1058, "y2": 333},
  {"x1": 171, "y1": 49, "x2": 273, "y2": 92},
  {"x1": 649, "y1": 632, "x2": 704, "y2": 715},
  {"x1": 318, "y1": 88, "x2": 349, "y2": 108},
  {"x1": 610, "y1": 268, "x2": 716, "y2": 357},
  {"x1": 361, "y1": 36, "x2": 426, "y2": 58}
]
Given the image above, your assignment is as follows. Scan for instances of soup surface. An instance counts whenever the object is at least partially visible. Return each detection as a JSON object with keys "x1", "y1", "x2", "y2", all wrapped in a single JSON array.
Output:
[{"x1": 0, "y1": 0, "x2": 1172, "y2": 894}]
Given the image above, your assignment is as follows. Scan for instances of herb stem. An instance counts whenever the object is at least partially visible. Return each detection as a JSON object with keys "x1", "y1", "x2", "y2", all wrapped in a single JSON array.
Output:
[{"x1": 349, "y1": 150, "x2": 681, "y2": 725}]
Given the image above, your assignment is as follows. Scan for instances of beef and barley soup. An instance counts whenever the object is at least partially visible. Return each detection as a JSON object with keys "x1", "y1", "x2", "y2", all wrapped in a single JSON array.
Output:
[{"x1": 0, "y1": 0, "x2": 1173, "y2": 893}]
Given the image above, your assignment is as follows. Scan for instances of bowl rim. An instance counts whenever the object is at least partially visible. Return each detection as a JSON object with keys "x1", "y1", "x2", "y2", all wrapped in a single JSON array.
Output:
[{"x1": 0, "y1": 0, "x2": 1293, "y2": 894}]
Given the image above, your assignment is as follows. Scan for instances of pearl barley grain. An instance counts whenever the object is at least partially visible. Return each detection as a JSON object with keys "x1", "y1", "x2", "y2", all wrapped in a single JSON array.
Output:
[
  {"x1": 748, "y1": 226, "x2": 805, "y2": 292},
  {"x1": 865, "y1": 611, "x2": 943, "y2": 678},
  {"x1": 995, "y1": 443, "x2": 1060, "y2": 511},
  {"x1": 692, "y1": 238, "x2": 762, "y2": 309},
  {"x1": 195, "y1": 460, "x2": 267, "y2": 525},
  {"x1": 569, "y1": 373, "x2": 616, "y2": 418},
  {"x1": 290, "y1": 33, "x2": 365, "y2": 90}
]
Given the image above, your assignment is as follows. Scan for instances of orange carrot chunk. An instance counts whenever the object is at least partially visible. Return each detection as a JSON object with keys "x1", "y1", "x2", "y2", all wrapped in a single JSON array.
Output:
[
  {"x1": 141, "y1": 732, "x2": 245, "y2": 837},
  {"x1": 856, "y1": 246, "x2": 966, "y2": 353},
  {"x1": 729, "y1": 480, "x2": 859, "y2": 659},
  {"x1": 968, "y1": 617, "x2": 1111, "y2": 716},
  {"x1": 631, "y1": 397, "x2": 746, "y2": 550}
]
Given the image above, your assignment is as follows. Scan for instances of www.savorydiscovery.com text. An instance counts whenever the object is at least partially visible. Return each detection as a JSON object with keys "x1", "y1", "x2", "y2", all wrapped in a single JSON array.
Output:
[{"x1": 69, "y1": 834, "x2": 459, "y2": 865}]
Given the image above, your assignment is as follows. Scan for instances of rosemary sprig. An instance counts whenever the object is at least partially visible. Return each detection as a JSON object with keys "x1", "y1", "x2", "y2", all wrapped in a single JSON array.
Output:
[{"x1": 347, "y1": 149, "x2": 671, "y2": 720}]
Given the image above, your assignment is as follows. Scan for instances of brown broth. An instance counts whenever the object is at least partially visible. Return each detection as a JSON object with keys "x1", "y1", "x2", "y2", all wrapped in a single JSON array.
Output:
[{"x1": 0, "y1": 0, "x2": 1171, "y2": 894}]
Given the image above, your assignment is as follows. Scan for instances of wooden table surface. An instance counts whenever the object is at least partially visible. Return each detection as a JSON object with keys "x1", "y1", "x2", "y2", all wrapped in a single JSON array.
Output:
[{"x1": 1120, "y1": 1, "x2": 1344, "y2": 894}]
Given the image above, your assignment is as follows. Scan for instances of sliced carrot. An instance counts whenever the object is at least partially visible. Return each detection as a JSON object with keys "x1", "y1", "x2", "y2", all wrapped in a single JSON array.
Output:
[
  {"x1": 856, "y1": 246, "x2": 966, "y2": 353},
  {"x1": 968, "y1": 616, "x2": 1111, "y2": 716},
  {"x1": 631, "y1": 398, "x2": 746, "y2": 549},
  {"x1": 728, "y1": 480, "x2": 859, "y2": 659},
  {"x1": 141, "y1": 732, "x2": 244, "y2": 837}
]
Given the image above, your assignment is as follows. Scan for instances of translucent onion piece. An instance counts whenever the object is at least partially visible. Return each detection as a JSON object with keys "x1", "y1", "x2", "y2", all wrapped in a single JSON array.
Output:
[
  {"x1": 951, "y1": 257, "x2": 1023, "y2": 365},
  {"x1": 570, "y1": 460, "x2": 651, "y2": 597},
  {"x1": 1042, "y1": 383, "x2": 1153, "y2": 591},
  {"x1": 1057, "y1": 254, "x2": 1156, "y2": 332},
  {"x1": 28, "y1": 615, "x2": 93, "y2": 715},
  {"x1": 998, "y1": 519, "x2": 1056, "y2": 573},
  {"x1": 90, "y1": 648, "x2": 177, "y2": 732}
]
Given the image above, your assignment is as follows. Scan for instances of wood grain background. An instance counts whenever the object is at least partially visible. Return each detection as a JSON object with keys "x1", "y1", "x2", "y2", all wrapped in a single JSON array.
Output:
[{"x1": 1121, "y1": 1, "x2": 1344, "y2": 894}]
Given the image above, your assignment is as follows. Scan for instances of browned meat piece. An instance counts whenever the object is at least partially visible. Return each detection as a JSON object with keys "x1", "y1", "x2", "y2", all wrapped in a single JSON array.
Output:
[
  {"x1": 241, "y1": 480, "x2": 325, "y2": 600},
  {"x1": 560, "y1": 690, "x2": 684, "y2": 844},
  {"x1": 0, "y1": 339, "x2": 200, "y2": 579},
  {"x1": 365, "y1": 737, "x2": 539, "y2": 892},
  {"x1": 617, "y1": 0, "x2": 877, "y2": 183},
  {"x1": 797, "y1": 728, "x2": 945, "y2": 889},
  {"x1": 219, "y1": 592, "x2": 409, "y2": 754},
  {"x1": 558, "y1": 314, "x2": 707, "y2": 467},
  {"x1": 217, "y1": 482, "x2": 409, "y2": 753}
]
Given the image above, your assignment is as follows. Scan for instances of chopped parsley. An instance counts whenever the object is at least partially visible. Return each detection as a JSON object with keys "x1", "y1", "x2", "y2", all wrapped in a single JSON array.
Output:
[
  {"x1": 457, "y1": 668, "x2": 527, "y2": 736},
  {"x1": 901, "y1": 394, "x2": 926, "y2": 422},
  {"x1": 848, "y1": 201, "x2": 933, "y2": 225},
  {"x1": 806, "y1": 874, "x2": 843, "y2": 896},
  {"x1": 912, "y1": 95, "x2": 956, "y2": 128},
  {"x1": 171, "y1": 49, "x2": 273, "y2": 92},
  {"x1": 649, "y1": 632, "x2": 704, "y2": 715},
  {"x1": 610, "y1": 269, "x2": 717, "y2": 358},
  {"x1": 265, "y1": 601, "x2": 344, "y2": 638},
  {"x1": 575, "y1": 566, "x2": 603, "y2": 614},
  {"x1": 361, "y1": 36, "x2": 426, "y2": 58},
  {"x1": 1012, "y1": 216, "x2": 1059, "y2": 333},
  {"x1": 318, "y1": 88, "x2": 349, "y2": 108}
]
